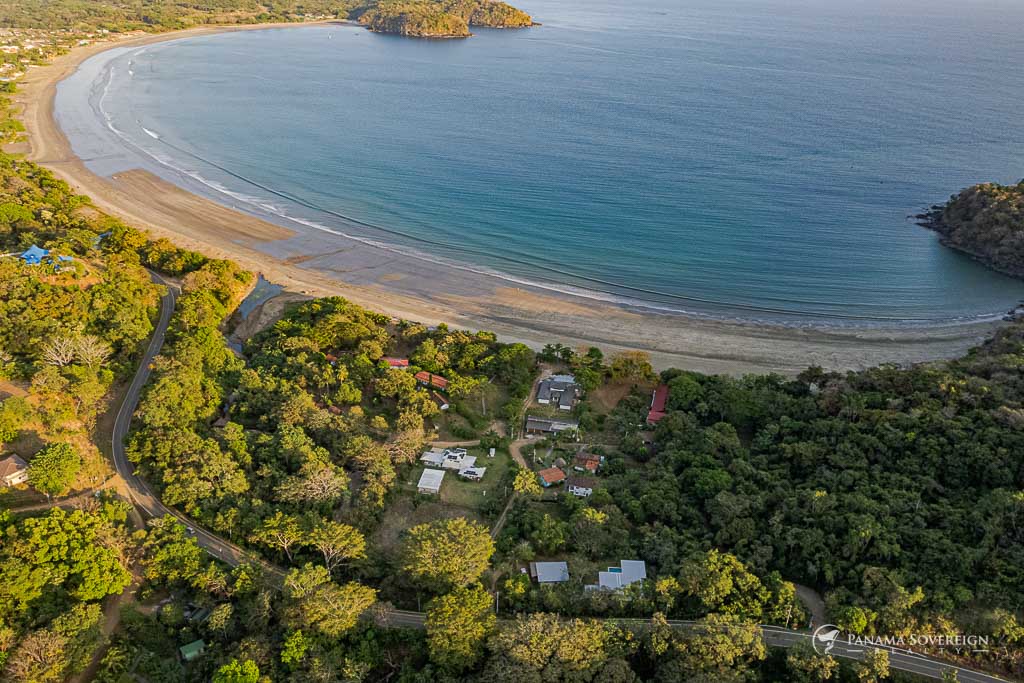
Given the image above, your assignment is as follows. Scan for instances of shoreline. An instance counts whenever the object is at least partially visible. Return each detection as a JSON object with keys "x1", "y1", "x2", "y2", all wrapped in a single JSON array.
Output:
[{"x1": 9, "y1": 23, "x2": 1010, "y2": 375}]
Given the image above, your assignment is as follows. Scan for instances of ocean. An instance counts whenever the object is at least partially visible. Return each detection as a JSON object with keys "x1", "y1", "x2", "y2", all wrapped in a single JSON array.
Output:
[{"x1": 56, "y1": 0, "x2": 1024, "y2": 324}]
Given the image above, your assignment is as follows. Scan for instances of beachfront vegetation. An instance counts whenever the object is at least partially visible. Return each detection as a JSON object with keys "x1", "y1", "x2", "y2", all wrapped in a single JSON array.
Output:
[
  {"x1": 0, "y1": 0, "x2": 532, "y2": 38},
  {"x1": 923, "y1": 179, "x2": 1024, "y2": 278}
]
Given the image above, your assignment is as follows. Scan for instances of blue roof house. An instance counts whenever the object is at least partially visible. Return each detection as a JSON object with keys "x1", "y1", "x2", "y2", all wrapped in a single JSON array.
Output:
[{"x1": 19, "y1": 245, "x2": 49, "y2": 265}]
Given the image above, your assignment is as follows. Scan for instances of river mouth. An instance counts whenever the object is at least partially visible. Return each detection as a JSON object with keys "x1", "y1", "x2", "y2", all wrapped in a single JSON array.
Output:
[{"x1": 54, "y1": 0, "x2": 1024, "y2": 328}]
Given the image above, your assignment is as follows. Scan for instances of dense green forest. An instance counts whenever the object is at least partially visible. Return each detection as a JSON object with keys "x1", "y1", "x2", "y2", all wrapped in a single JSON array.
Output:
[
  {"x1": 0, "y1": 0, "x2": 532, "y2": 37},
  {"x1": 920, "y1": 180, "x2": 1024, "y2": 279},
  {"x1": 0, "y1": 504, "x2": 135, "y2": 682}
]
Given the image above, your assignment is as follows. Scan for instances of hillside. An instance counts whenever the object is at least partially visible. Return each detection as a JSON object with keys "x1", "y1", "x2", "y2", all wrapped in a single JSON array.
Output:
[
  {"x1": 0, "y1": 0, "x2": 533, "y2": 38},
  {"x1": 356, "y1": 0, "x2": 532, "y2": 37},
  {"x1": 921, "y1": 180, "x2": 1024, "y2": 278}
]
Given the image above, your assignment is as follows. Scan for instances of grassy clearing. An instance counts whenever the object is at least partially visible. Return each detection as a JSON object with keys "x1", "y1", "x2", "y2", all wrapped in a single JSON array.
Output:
[
  {"x1": 438, "y1": 447, "x2": 513, "y2": 509},
  {"x1": 590, "y1": 380, "x2": 643, "y2": 415},
  {"x1": 372, "y1": 444, "x2": 516, "y2": 555}
]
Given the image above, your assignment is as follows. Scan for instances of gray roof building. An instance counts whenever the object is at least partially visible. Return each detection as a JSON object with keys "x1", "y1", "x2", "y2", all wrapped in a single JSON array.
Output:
[
  {"x1": 536, "y1": 375, "x2": 581, "y2": 411},
  {"x1": 530, "y1": 561, "x2": 570, "y2": 583},
  {"x1": 525, "y1": 416, "x2": 579, "y2": 435}
]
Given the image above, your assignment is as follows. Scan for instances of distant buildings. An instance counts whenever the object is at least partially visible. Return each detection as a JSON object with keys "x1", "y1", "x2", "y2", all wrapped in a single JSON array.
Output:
[
  {"x1": 524, "y1": 416, "x2": 579, "y2": 437},
  {"x1": 0, "y1": 454, "x2": 28, "y2": 487},
  {"x1": 590, "y1": 560, "x2": 647, "y2": 591},
  {"x1": 566, "y1": 476, "x2": 596, "y2": 498},
  {"x1": 178, "y1": 639, "x2": 205, "y2": 662},
  {"x1": 573, "y1": 452, "x2": 601, "y2": 474},
  {"x1": 421, "y1": 448, "x2": 476, "y2": 471},
  {"x1": 537, "y1": 374, "x2": 581, "y2": 411},
  {"x1": 18, "y1": 244, "x2": 48, "y2": 265},
  {"x1": 430, "y1": 392, "x2": 449, "y2": 411},
  {"x1": 537, "y1": 467, "x2": 566, "y2": 488},
  {"x1": 530, "y1": 561, "x2": 569, "y2": 583},
  {"x1": 417, "y1": 468, "x2": 445, "y2": 495},
  {"x1": 646, "y1": 384, "x2": 669, "y2": 425},
  {"x1": 420, "y1": 447, "x2": 488, "y2": 487},
  {"x1": 458, "y1": 467, "x2": 486, "y2": 481},
  {"x1": 415, "y1": 371, "x2": 449, "y2": 392},
  {"x1": 11, "y1": 245, "x2": 74, "y2": 270}
]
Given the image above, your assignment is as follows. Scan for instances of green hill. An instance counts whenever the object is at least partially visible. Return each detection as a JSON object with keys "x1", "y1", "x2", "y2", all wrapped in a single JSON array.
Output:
[{"x1": 921, "y1": 180, "x2": 1024, "y2": 278}]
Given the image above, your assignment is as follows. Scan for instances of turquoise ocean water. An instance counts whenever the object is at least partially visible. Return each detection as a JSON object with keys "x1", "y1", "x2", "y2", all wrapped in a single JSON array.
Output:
[{"x1": 58, "y1": 0, "x2": 1024, "y2": 324}]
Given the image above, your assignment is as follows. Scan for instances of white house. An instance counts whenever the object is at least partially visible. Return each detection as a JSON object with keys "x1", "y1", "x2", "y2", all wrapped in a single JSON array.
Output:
[
  {"x1": 0, "y1": 455, "x2": 28, "y2": 487},
  {"x1": 458, "y1": 467, "x2": 487, "y2": 481},
  {"x1": 417, "y1": 468, "x2": 445, "y2": 494},
  {"x1": 592, "y1": 560, "x2": 647, "y2": 591},
  {"x1": 421, "y1": 449, "x2": 476, "y2": 470},
  {"x1": 566, "y1": 476, "x2": 596, "y2": 498}
]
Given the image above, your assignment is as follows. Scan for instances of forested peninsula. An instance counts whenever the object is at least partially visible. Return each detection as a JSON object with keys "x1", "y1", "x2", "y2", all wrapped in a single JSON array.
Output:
[
  {"x1": 356, "y1": 1, "x2": 532, "y2": 38},
  {"x1": 920, "y1": 180, "x2": 1024, "y2": 279},
  {"x1": 0, "y1": 0, "x2": 533, "y2": 38}
]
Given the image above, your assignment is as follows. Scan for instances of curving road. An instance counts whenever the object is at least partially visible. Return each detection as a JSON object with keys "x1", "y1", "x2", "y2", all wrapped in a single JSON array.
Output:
[
  {"x1": 112, "y1": 275, "x2": 1011, "y2": 683},
  {"x1": 111, "y1": 272, "x2": 281, "y2": 578}
]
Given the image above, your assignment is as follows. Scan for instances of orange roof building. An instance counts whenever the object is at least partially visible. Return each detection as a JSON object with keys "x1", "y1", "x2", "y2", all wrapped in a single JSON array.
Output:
[
  {"x1": 537, "y1": 467, "x2": 566, "y2": 487},
  {"x1": 414, "y1": 371, "x2": 449, "y2": 391}
]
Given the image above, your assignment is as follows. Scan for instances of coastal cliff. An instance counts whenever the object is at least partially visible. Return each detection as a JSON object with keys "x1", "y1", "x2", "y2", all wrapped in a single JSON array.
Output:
[
  {"x1": 355, "y1": 0, "x2": 532, "y2": 38},
  {"x1": 920, "y1": 180, "x2": 1024, "y2": 278}
]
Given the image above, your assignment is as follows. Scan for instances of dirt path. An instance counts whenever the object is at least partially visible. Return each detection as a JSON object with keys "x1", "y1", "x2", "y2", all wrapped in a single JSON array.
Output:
[
  {"x1": 794, "y1": 583, "x2": 827, "y2": 628},
  {"x1": 0, "y1": 379, "x2": 29, "y2": 398},
  {"x1": 507, "y1": 439, "x2": 531, "y2": 469},
  {"x1": 68, "y1": 571, "x2": 142, "y2": 683}
]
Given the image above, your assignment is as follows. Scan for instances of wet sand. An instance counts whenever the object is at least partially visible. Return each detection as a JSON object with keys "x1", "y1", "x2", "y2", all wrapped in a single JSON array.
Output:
[{"x1": 9, "y1": 24, "x2": 1007, "y2": 375}]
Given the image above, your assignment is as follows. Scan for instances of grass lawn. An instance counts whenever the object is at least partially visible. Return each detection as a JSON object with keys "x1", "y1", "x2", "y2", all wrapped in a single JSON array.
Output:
[
  {"x1": 439, "y1": 447, "x2": 513, "y2": 510},
  {"x1": 372, "y1": 445, "x2": 515, "y2": 555},
  {"x1": 590, "y1": 380, "x2": 648, "y2": 415},
  {"x1": 526, "y1": 403, "x2": 572, "y2": 420}
]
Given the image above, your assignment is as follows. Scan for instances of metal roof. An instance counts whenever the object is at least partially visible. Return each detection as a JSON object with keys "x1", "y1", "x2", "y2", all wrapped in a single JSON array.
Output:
[
  {"x1": 417, "y1": 468, "x2": 445, "y2": 492},
  {"x1": 532, "y1": 561, "x2": 570, "y2": 583}
]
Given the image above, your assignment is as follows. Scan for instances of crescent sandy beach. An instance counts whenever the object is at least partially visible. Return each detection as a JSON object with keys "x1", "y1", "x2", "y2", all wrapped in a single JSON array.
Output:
[{"x1": 8, "y1": 24, "x2": 1009, "y2": 375}]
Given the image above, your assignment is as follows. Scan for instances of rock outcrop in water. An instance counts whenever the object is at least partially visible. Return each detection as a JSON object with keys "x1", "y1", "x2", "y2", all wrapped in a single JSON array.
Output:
[
  {"x1": 919, "y1": 180, "x2": 1024, "y2": 278},
  {"x1": 355, "y1": 0, "x2": 533, "y2": 38}
]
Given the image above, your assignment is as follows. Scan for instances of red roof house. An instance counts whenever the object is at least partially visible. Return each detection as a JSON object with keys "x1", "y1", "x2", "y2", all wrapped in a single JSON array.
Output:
[
  {"x1": 573, "y1": 453, "x2": 601, "y2": 474},
  {"x1": 415, "y1": 371, "x2": 449, "y2": 392},
  {"x1": 384, "y1": 358, "x2": 409, "y2": 368},
  {"x1": 537, "y1": 467, "x2": 566, "y2": 487},
  {"x1": 647, "y1": 384, "x2": 669, "y2": 425}
]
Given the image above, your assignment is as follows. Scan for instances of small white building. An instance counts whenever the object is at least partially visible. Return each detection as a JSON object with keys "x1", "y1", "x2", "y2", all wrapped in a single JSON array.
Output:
[
  {"x1": 421, "y1": 449, "x2": 476, "y2": 470},
  {"x1": 592, "y1": 560, "x2": 647, "y2": 591},
  {"x1": 566, "y1": 476, "x2": 596, "y2": 498},
  {"x1": 458, "y1": 467, "x2": 487, "y2": 481},
  {"x1": 417, "y1": 468, "x2": 445, "y2": 495},
  {"x1": 0, "y1": 455, "x2": 28, "y2": 487}
]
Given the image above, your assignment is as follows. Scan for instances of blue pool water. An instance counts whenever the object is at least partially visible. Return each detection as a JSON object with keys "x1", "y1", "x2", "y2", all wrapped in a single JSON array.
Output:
[{"x1": 60, "y1": 0, "x2": 1024, "y2": 323}]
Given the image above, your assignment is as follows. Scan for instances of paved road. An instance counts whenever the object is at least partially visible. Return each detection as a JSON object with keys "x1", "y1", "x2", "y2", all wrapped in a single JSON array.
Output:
[
  {"x1": 113, "y1": 277, "x2": 1011, "y2": 683},
  {"x1": 380, "y1": 611, "x2": 1011, "y2": 681},
  {"x1": 111, "y1": 273, "x2": 282, "y2": 579}
]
